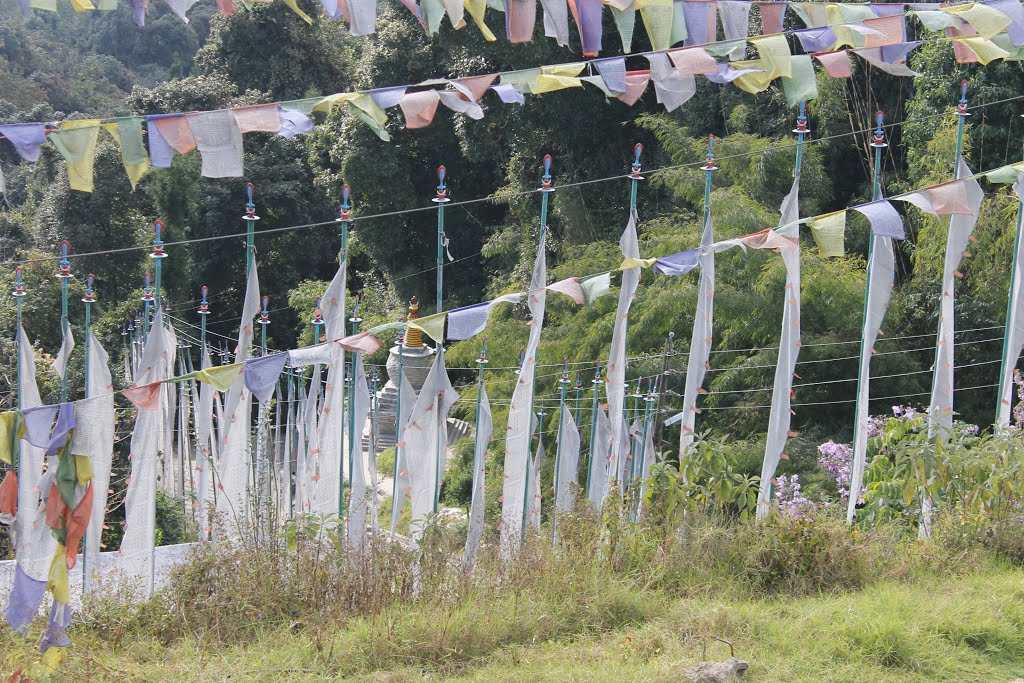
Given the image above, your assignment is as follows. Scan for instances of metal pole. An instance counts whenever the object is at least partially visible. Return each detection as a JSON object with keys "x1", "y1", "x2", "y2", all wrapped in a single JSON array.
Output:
[
  {"x1": 997, "y1": 154, "x2": 1024, "y2": 427},
  {"x1": 256, "y1": 296, "x2": 270, "y2": 523},
  {"x1": 521, "y1": 155, "x2": 554, "y2": 541},
  {"x1": 653, "y1": 332, "x2": 674, "y2": 447},
  {"x1": 81, "y1": 273, "x2": 95, "y2": 595},
  {"x1": 433, "y1": 166, "x2": 450, "y2": 315},
  {"x1": 337, "y1": 186, "x2": 352, "y2": 521},
  {"x1": 848, "y1": 112, "x2": 888, "y2": 523},
  {"x1": 469, "y1": 339, "x2": 488, "y2": 533},
  {"x1": 152, "y1": 221, "x2": 165, "y2": 312},
  {"x1": 551, "y1": 358, "x2": 570, "y2": 545},
  {"x1": 629, "y1": 143, "x2": 643, "y2": 215},
  {"x1": 243, "y1": 183, "x2": 259, "y2": 278},
  {"x1": 142, "y1": 272, "x2": 153, "y2": 341},
  {"x1": 347, "y1": 295, "x2": 363, "y2": 518},
  {"x1": 259, "y1": 296, "x2": 269, "y2": 356},
  {"x1": 56, "y1": 240, "x2": 72, "y2": 402},
  {"x1": 390, "y1": 320, "x2": 406, "y2": 537},
  {"x1": 584, "y1": 360, "x2": 602, "y2": 495},
  {"x1": 12, "y1": 267, "x2": 25, "y2": 478},
  {"x1": 199, "y1": 286, "x2": 210, "y2": 367}
]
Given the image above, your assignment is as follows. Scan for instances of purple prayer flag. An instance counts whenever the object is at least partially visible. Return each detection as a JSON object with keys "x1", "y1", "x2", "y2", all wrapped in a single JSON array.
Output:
[
  {"x1": 45, "y1": 403, "x2": 75, "y2": 457},
  {"x1": 854, "y1": 200, "x2": 906, "y2": 240},
  {"x1": 0, "y1": 123, "x2": 48, "y2": 163},
  {"x1": 879, "y1": 40, "x2": 922, "y2": 64},
  {"x1": 795, "y1": 27, "x2": 837, "y2": 52},
  {"x1": 146, "y1": 114, "x2": 176, "y2": 169},
  {"x1": 653, "y1": 249, "x2": 700, "y2": 275},
  {"x1": 129, "y1": 0, "x2": 146, "y2": 26},
  {"x1": 5, "y1": 564, "x2": 47, "y2": 635},
  {"x1": 704, "y1": 62, "x2": 763, "y2": 83},
  {"x1": 683, "y1": 0, "x2": 716, "y2": 46},
  {"x1": 578, "y1": 0, "x2": 603, "y2": 53},
  {"x1": 277, "y1": 108, "x2": 314, "y2": 139},
  {"x1": 244, "y1": 352, "x2": 289, "y2": 404},
  {"x1": 39, "y1": 599, "x2": 72, "y2": 654},
  {"x1": 986, "y1": 0, "x2": 1024, "y2": 46},
  {"x1": 593, "y1": 57, "x2": 628, "y2": 92},
  {"x1": 21, "y1": 405, "x2": 58, "y2": 449}
]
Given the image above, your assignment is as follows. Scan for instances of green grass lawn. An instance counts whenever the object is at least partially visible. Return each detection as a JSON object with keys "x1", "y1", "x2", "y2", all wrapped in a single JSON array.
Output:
[{"x1": 12, "y1": 567, "x2": 1022, "y2": 682}]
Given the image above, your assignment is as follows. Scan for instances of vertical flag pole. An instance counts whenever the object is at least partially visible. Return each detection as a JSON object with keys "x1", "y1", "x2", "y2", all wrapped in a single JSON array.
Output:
[
  {"x1": 521, "y1": 155, "x2": 554, "y2": 541},
  {"x1": 152, "y1": 221, "x2": 166, "y2": 311},
  {"x1": 469, "y1": 339, "x2": 488, "y2": 532},
  {"x1": 259, "y1": 297, "x2": 270, "y2": 357},
  {"x1": 390, "y1": 320, "x2": 407, "y2": 536},
  {"x1": 848, "y1": 112, "x2": 887, "y2": 523},
  {"x1": 56, "y1": 241, "x2": 72, "y2": 403},
  {"x1": 997, "y1": 121, "x2": 1024, "y2": 428},
  {"x1": 794, "y1": 101, "x2": 808, "y2": 182},
  {"x1": 551, "y1": 358, "x2": 570, "y2": 545},
  {"x1": 347, "y1": 295, "x2": 363, "y2": 518},
  {"x1": 257, "y1": 296, "x2": 271, "y2": 521},
  {"x1": 243, "y1": 183, "x2": 259, "y2": 278},
  {"x1": 628, "y1": 378, "x2": 643, "y2": 488},
  {"x1": 629, "y1": 143, "x2": 643, "y2": 214},
  {"x1": 80, "y1": 273, "x2": 95, "y2": 594},
  {"x1": 12, "y1": 267, "x2": 25, "y2": 478},
  {"x1": 142, "y1": 272, "x2": 153, "y2": 341},
  {"x1": 336, "y1": 187, "x2": 352, "y2": 520},
  {"x1": 434, "y1": 167, "x2": 450, "y2": 315},
  {"x1": 199, "y1": 286, "x2": 210, "y2": 365},
  {"x1": 584, "y1": 360, "x2": 602, "y2": 496}
]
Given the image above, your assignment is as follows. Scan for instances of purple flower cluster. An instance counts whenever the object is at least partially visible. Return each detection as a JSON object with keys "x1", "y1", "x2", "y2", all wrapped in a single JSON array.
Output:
[
  {"x1": 774, "y1": 474, "x2": 821, "y2": 520},
  {"x1": 817, "y1": 440, "x2": 853, "y2": 500}
]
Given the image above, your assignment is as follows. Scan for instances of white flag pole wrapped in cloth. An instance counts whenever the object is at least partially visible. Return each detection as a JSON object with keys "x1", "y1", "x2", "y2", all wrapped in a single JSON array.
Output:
[
  {"x1": 499, "y1": 231, "x2": 548, "y2": 559},
  {"x1": 997, "y1": 174, "x2": 1024, "y2": 429},
  {"x1": 755, "y1": 176, "x2": 803, "y2": 522},
  {"x1": 79, "y1": 334, "x2": 115, "y2": 592},
  {"x1": 346, "y1": 355, "x2": 371, "y2": 553},
  {"x1": 602, "y1": 210, "x2": 641, "y2": 501}
]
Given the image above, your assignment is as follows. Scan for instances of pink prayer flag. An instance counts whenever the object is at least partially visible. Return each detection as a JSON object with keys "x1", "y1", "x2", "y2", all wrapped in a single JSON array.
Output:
[
  {"x1": 927, "y1": 180, "x2": 972, "y2": 215},
  {"x1": 948, "y1": 23, "x2": 979, "y2": 64},
  {"x1": 233, "y1": 104, "x2": 282, "y2": 133},
  {"x1": 757, "y1": 1, "x2": 786, "y2": 34},
  {"x1": 617, "y1": 71, "x2": 650, "y2": 106},
  {"x1": 338, "y1": 331, "x2": 384, "y2": 355},
  {"x1": 214, "y1": 0, "x2": 234, "y2": 14},
  {"x1": 399, "y1": 91, "x2": 441, "y2": 129},
  {"x1": 863, "y1": 15, "x2": 904, "y2": 48},
  {"x1": 814, "y1": 50, "x2": 852, "y2": 78},
  {"x1": 739, "y1": 228, "x2": 798, "y2": 250},
  {"x1": 153, "y1": 115, "x2": 196, "y2": 155},
  {"x1": 455, "y1": 74, "x2": 499, "y2": 102},
  {"x1": 668, "y1": 47, "x2": 719, "y2": 75},
  {"x1": 123, "y1": 382, "x2": 162, "y2": 410},
  {"x1": 505, "y1": 0, "x2": 537, "y2": 42},
  {"x1": 546, "y1": 277, "x2": 585, "y2": 304}
]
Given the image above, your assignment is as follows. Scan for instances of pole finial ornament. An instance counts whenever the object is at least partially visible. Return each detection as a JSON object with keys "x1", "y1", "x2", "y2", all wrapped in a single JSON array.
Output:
[
  {"x1": 151, "y1": 220, "x2": 167, "y2": 258},
  {"x1": 338, "y1": 184, "x2": 353, "y2": 222},
  {"x1": 350, "y1": 292, "x2": 363, "y2": 323},
  {"x1": 593, "y1": 358, "x2": 602, "y2": 383},
  {"x1": 141, "y1": 272, "x2": 154, "y2": 301},
  {"x1": 56, "y1": 240, "x2": 72, "y2": 279},
  {"x1": 433, "y1": 166, "x2": 450, "y2": 203},
  {"x1": 311, "y1": 296, "x2": 323, "y2": 325},
  {"x1": 957, "y1": 80, "x2": 971, "y2": 117},
  {"x1": 82, "y1": 273, "x2": 96, "y2": 303},
  {"x1": 539, "y1": 154, "x2": 554, "y2": 192},
  {"x1": 199, "y1": 285, "x2": 210, "y2": 315},
  {"x1": 12, "y1": 266, "x2": 25, "y2": 297},
  {"x1": 793, "y1": 101, "x2": 810, "y2": 134},
  {"x1": 259, "y1": 295, "x2": 270, "y2": 326},
  {"x1": 243, "y1": 182, "x2": 261, "y2": 221},
  {"x1": 560, "y1": 357, "x2": 571, "y2": 384},
  {"x1": 705, "y1": 134, "x2": 719, "y2": 171},
  {"x1": 870, "y1": 110, "x2": 888, "y2": 149},
  {"x1": 478, "y1": 337, "x2": 489, "y2": 365},
  {"x1": 629, "y1": 143, "x2": 644, "y2": 180}
]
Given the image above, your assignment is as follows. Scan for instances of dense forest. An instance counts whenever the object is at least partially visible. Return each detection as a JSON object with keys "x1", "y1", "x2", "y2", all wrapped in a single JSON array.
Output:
[{"x1": 1, "y1": 0, "x2": 1023, "y2": 517}]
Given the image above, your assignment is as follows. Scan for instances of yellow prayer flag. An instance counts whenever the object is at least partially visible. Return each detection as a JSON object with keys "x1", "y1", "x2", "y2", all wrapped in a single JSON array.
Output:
[
  {"x1": 48, "y1": 121, "x2": 101, "y2": 193},
  {"x1": 749, "y1": 34, "x2": 792, "y2": 78},
  {"x1": 464, "y1": 0, "x2": 497, "y2": 41},
  {"x1": 69, "y1": 0, "x2": 96, "y2": 10},
  {"x1": 731, "y1": 59, "x2": 775, "y2": 94},
  {"x1": 619, "y1": 256, "x2": 657, "y2": 270},
  {"x1": 807, "y1": 210, "x2": 847, "y2": 258},
  {"x1": 74, "y1": 455, "x2": 94, "y2": 486},
  {"x1": 952, "y1": 36, "x2": 1011, "y2": 64},
  {"x1": 636, "y1": 0, "x2": 673, "y2": 51},
  {"x1": 941, "y1": 2, "x2": 1012, "y2": 38},
  {"x1": 47, "y1": 544, "x2": 70, "y2": 605},
  {"x1": 409, "y1": 312, "x2": 447, "y2": 343},
  {"x1": 533, "y1": 75, "x2": 584, "y2": 93},
  {"x1": 0, "y1": 411, "x2": 15, "y2": 465},
  {"x1": 103, "y1": 120, "x2": 150, "y2": 190},
  {"x1": 283, "y1": 0, "x2": 314, "y2": 22},
  {"x1": 196, "y1": 363, "x2": 244, "y2": 392}
]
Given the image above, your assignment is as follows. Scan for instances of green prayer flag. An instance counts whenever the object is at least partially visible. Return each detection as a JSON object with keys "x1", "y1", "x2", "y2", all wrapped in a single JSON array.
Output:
[
  {"x1": 781, "y1": 55, "x2": 819, "y2": 108},
  {"x1": 581, "y1": 272, "x2": 612, "y2": 305}
]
